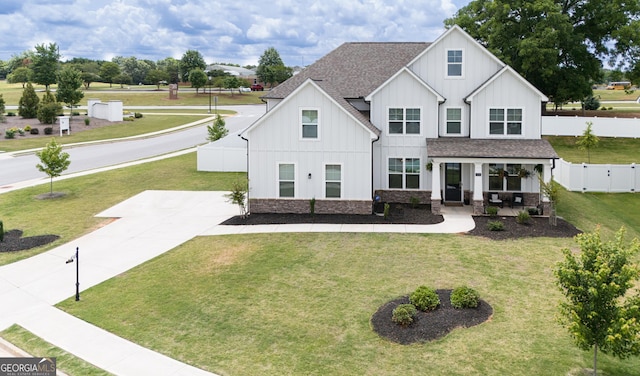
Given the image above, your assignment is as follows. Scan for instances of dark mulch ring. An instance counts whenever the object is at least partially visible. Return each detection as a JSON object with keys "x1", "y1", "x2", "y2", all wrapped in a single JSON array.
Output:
[
  {"x1": 467, "y1": 216, "x2": 582, "y2": 240},
  {"x1": 0, "y1": 230, "x2": 60, "y2": 252},
  {"x1": 222, "y1": 203, "x2": 444, "y2": 225},
  {"x1": 371, "y1": 289, "x2": 493, "y2": 345}
]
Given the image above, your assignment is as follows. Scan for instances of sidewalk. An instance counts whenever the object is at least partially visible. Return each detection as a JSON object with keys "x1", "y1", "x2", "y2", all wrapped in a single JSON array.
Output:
[{"x1": 0, "y1": 190, "x2": 475, "y2": 375}]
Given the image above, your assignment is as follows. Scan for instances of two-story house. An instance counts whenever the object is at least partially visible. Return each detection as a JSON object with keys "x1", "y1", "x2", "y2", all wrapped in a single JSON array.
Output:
[{"x1": 240, "y1": 25, "x2": 558, "y2": 216}]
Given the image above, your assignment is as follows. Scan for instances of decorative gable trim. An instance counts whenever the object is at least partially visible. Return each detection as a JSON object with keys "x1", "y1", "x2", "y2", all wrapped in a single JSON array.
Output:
[
  {"x1": 407, "y1": 24, "x2": 504, "y2": 70},
  {"x1": 364, "y1": 67, "x2": 445, "y2": 102},
  {"x1": 241, "y1": 78, "x2": 379, "y2": 139},
  {"x1": 465, "y1": 65, "x2": 549, "y2": 102}
]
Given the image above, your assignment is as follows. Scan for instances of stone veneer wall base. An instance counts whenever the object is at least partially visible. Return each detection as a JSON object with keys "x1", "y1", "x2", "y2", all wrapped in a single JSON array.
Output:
[{"x1": 249, "y1": 199, "x2": 371, "y2": 215}]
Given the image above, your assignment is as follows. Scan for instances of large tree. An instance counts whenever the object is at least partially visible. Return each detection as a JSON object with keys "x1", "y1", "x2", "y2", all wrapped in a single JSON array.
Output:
[
  {"x1": 156, "y1": 57, "x2": 180, "y2": 84},
  {"x1": 555, "y1": 227, "x2": 640, "y2": 376},
  {"x1": 256, "y1": 47, "x2": 291, "y2": 87},
  {"x1": 445, "y1": 0, "x2": 640, "y2": 107},
  {"x1": 32, "y1": 43, "x2": 60, "y2": 90},
  {"x1": 99, "y1": 62, "x2": 121, "y2": 88},
  {"x1": 188, "y1": 68, "x2": 208, "y2": 93},
  {"x1": 7, "y1": 67, "x2": 32, "y2": 88},
  {"x1": 180, "y1": 50, "x2": 206, "y2": 83},
  {"x1": 146, "y1": 69, "x2": 170, "y2": 89},
  {"x1": 56, "y1": 66, "x2": 84, "y2": 120}
]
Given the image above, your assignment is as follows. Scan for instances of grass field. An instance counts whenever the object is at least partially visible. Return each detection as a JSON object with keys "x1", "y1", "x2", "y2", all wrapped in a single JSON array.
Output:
[{"x1": 545, "y1": 136, "x2": 640, "y2": 164}]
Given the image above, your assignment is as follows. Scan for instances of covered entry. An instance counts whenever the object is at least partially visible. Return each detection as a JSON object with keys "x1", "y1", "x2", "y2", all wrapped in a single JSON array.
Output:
[{"x1": 444, "y1": 163, "x2": 462, "y2": 203}]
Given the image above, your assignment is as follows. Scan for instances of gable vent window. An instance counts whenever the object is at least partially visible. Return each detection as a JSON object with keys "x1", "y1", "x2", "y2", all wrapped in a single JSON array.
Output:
[{"x1": 447, "y1": 49, "x2": 463, "y2": 77}]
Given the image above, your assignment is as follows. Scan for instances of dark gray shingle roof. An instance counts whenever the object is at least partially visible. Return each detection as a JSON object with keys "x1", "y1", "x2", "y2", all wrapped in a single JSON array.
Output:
[
  {"x1": 426, "y1": 138, "x2": 559, "y2": 159},
  {"x1": 266, "y1": 42, "x2": 430, "y2": 100}
]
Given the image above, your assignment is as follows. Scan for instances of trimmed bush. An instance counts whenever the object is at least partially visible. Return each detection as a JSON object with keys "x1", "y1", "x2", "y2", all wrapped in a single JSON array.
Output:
[
  {"x1": 44, "y1": 127, "x2": 53, "y2": 135},
  {"x1": 0, "y1": 220, "x2": 3, "y2": 242},
  {"x1": 84, "y1": 117, "x2": 90, "y2": 126},
  {"x1": 7, "y1": 112, "x2": 16, "y2": 116},
  {"x1": 391, "y1": 304, "x2": 417, "y2": 326},
  {"x1": 487, "y1": 220, "x2": 504, "y2": 231},
  {"x1": 527, "y1": 207, "x2": 539, "y2": 216},
  {"x1": 4, "y1": 128, "x2": 16, "y2": 139},
  {"x1": 486, "y1": 206, "x2": 498, "y2": 217},
  {"x1": 450, "y1": 286, "x2": 480, "y2": 309},
  {"x1": 30, "y1": 128, "x2": 40, "y2": 135},
  {"x1": 516, "y1": 210, "x2": 531, "y2": 224},
  {"x1": 24, "y1": 125, "x2": 31, "y2": 132},
  {"x1": 410, "y1": 285, "x2": 440, "y2": 311},
  {"x1": 134, "y1": 112, "x2": 143, "y2": 118}
]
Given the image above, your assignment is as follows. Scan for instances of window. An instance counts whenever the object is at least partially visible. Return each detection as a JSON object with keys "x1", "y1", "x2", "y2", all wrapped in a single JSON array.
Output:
[
  {"x1": 488, "y1": 163, "x2": 522, "y2": 191},
  {"x1": 389, "y1": 158, "x2": 420, "y2": 189},
  {"x1": 446, "y1": 108, "x2": 462, "y2": 134},
  {"x1": 447, "y1": 49, "x2": 463, "y2": 77},
  {"x1": 489, "y1": 108, "x2": 522, "y2": 135},
  {"x1": 388, "y1": 108, "x2": 421, "y2": 134},
  {"x1": 325, "y1": 164, "x2": 341, "y2": 198},
  {"x1": 278, "y1": 163, "x2": 295, "y2": 197},
  {"x1": 301, "y1": 109, "x2": 318, "y2": 139}
]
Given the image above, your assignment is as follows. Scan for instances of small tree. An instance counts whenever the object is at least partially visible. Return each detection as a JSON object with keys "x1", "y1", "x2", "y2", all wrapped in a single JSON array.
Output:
[
  {"x1": 145, "y1": 69, "x2": 170, "y2": 89},
  {"x1": 36, "y1": 138, "x2": 71, "y2": 195},
  {"x1": 18, "y1": 82, "x2": 40, "y2": 118},
  {"x1": 576, "y1": 121, "x2": 599, "y2": 163},
  {"x1": 538, "y1": 176, "x2": 560, "y2": 226},
  {"x1": 37, "y1": 89, "x2": 62, "y2": 124},
  {"x1": 114, "y1": 73, "x2": 132, "y2": 88},
  {"x1": 189, "y1": 68, "x2": 208, "y2": 94},
  {"x1": 207, "y1": 114, "x2": 228, "y2": 142},
  {"x1": 555, "y1": 227, "x2": 640, "y2": 376},
  {"x1": 225, "y1": 180, "x2": 248, "y2": 218},
  {"x1": 0, "y1": 94, "x2": 5, "y2": 123},
  {"x1": 56, "y1": 66, "x2": 84, "y2": 121}
]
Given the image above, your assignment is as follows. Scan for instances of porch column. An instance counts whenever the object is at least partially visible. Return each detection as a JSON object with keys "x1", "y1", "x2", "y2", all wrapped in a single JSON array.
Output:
[
  {"x1": 430, "y1": 162, "x2": 442, "y2": 214},
  {"x1": 472, "y1": 162, "x2": 484, "y2": 215},
  {"x1": 541, "y1": 162, "x2": 552, "y2": 215}
]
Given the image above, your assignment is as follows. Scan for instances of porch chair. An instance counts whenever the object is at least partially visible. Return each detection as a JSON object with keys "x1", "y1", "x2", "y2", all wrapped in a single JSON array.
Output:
[
  {"x1": 488, "y1": 192, "x2": 503, "y2": 208},
  {"x1": 511, "y1": 192, "x2": 524, "y2": 208}
]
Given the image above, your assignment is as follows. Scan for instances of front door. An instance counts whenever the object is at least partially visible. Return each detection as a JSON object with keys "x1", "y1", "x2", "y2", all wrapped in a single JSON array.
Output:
[{"x1": 445, "y1": 163, "x2": 462, "y2": 202}]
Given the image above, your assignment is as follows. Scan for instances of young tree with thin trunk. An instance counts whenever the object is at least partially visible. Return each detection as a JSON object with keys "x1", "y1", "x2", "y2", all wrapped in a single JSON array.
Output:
[
  {"x1": 576, "y1": 121, "x2": 599, "y2": 163},
  {"x1": 36, "y1": 138, "x2": 71, "y2": 195},
  {"x1": 207, "y1": 114, "x2": 228, "y2": 142},
  {"x1": 555, "y1": 227, "x2": 640, "y2": 376}
]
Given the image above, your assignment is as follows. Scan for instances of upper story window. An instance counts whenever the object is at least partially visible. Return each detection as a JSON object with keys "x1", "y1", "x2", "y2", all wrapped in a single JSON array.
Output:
[
  {"x1": 278, "y1": 163, "x2": 295, "y2": 197},
  {"x1": 489, "y1": 108, "x2": 522, "y2": 135},
  {"x1": 388, "y1": 108, "x2": 421, "y2": 135},
  {"x1": 447, "y1": 49, "x2": 463, "y2": 77},
  {"x1": 446, "y1": 108, "x2": 462, "y2": 134},
  {"x1": 301, "y1": 109, "x2": 319, "y2": 139}
]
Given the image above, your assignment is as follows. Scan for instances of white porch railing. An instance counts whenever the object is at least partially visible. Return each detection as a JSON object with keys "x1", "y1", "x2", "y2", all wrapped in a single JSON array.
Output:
[{"x1": 554, "y1": 159, "x2": 639, "y2": 192}]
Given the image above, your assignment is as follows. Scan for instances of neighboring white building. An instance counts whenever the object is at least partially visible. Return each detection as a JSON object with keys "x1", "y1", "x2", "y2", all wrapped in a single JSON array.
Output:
[{"x1": 241, "y1": 25, "x2": 558, "y2": 215}]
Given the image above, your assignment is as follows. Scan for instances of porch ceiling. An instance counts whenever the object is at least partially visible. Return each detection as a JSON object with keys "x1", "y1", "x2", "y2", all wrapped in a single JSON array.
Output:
[{"x1": 426, "y1": 138, "x2": 559, "y2": 159}]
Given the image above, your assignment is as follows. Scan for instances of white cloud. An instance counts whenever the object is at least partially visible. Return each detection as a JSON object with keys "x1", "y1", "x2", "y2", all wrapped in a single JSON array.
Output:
[{"x1": 0, "y1": 0, "x2": 469, "y2": 66}]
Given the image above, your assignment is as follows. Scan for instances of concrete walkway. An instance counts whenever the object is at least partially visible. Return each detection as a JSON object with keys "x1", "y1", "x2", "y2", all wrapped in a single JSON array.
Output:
[{"x1": 0, "y1": 190, "x2": 475, "y2": 375}]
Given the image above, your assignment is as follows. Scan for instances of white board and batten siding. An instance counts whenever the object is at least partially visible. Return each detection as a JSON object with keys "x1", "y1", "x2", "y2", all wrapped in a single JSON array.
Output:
[
  {"x1": 368, "y1": 70, "x2": 439, "y2": 191},
  {"x1": 246, "y1": 82, "x2": 374, "y2": 200},
  {"x1": 408, "y1": 26, "x2": 504, "y2": 138},
  {"x1": 467, "y1": 70, "x2": 544, "y2": 139}
]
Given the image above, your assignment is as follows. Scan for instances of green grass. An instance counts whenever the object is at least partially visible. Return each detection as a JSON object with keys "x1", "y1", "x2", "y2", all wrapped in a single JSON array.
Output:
[
  {"x1": 0, "y1": 114, "x2": 215, "y2": 152},
  {"x1": 57, "y1": 232, "x2": 640, "y2": 375},
  {"x1": 0, "y1": 152, "x2": 243, "y2": 266},
  {"x1": 0, "y1": 325, "x2": 111, "y2": 376},
  {"x1": 545, "y1": 136, "x2": 640, "y2": 164},
  {"x1": 0, "y1": 80, "x2": 264, "y2": 106}
]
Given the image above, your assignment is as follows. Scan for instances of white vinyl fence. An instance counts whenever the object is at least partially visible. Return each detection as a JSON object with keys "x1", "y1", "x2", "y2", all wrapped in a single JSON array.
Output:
[
  {"x1": 542, "y1": 115, "x2": 640, "y2": 137},
  {"x1": 554, "y1": 159, "x2": 639, "y2": 192}
]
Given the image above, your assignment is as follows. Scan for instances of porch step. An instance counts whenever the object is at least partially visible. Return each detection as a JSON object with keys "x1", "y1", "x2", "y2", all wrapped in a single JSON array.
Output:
[{"x1": 444, "y1": 202, "x2": 464, "y2": 207}]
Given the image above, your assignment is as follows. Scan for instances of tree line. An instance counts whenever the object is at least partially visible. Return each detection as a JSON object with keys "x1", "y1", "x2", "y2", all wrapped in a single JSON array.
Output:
[{"x1": 0, "y1": 43, "x2": 292, "y2": 92}]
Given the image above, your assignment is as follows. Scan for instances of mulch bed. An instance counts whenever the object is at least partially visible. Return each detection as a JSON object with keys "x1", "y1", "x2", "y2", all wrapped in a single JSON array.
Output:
[
  {"x1": 0, "y1": 230, "x2": 59, "y2": 252},
  {"x1": 467, "y1": 216, "x2": 581, "y2": 240},
  {"x1": 371, "y1": 289, "x2": 493, "y2": 345},
  {"x1": 222, "y1": 204, "x2": 444, "y2": 225},
  {"x1": 1, "y1": 115, "x2": 122, "y2": 139}
]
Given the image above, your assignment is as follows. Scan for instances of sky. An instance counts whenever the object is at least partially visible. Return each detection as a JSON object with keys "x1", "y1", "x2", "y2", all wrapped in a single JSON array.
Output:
[{"x1": 0, "y1": 0, "x2": 471, "y2": 67}]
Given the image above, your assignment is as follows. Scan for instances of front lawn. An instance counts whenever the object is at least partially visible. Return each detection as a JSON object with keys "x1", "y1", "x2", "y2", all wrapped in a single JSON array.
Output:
[{"x1": 57, "y1": 233, "x2": 640, "y2": 375}]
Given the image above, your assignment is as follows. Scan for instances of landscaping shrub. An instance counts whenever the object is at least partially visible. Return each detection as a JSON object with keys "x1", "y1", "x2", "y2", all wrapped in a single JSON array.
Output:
[
  {"x1": 383, "y1": 203, "x2": 390, "y2": 219},
  {"x1": 486, "y1": 206, "x2": 498, "y2": 217},
  {"x1": 134, "y1": 112, "x2": 143, "y2": 118},
  {"x1": 409, "y1": 285, "x2": 440, "y2": 311},
  {"x1": 71, "y1": 111, "x2": 80, "y2": 116},
  {"x1": 84, "y1": 117, "x2": 90, "y2": 126},
  {"x1": 7, "y1": 112, "x2": 15, "y2": 116},
  {"x1": 450, "y1": 286, "x2": 480, "y2": 309},
  {"x1": 17, "y1": 128, "x2": 25, "y2": 136},
  {"x1": 310, "y1": 197, "x2": 316, "y2": 215},
  {"x1": 124, "y1": 117, "x2": 135, "y2": 121},
  {"x1": 487, "y1": 220, "x2": 504, "y2": 231},
  {"x1": 516, "y1": 210, "x2": 531, "y2": 224},
  {"x1": 391, "y1": 304, "x2": 417, "y2": 326},
  {"x1": 24, "y1": 125, "x2": 31, "y2": 132},
  {"x1": 4, "y1": 128, "x2": 16, "y2": 139},
  {"x1": 30, "y1": 128, "x2": 39, "y2": 135},
  {"x1": 409, "y1": 196, "x2": 420, "y2": 208},
  {"x1": 0, "y1": 220, "x2": 3, "y2": 242},
  {"x1": 44, "y1": 127, "x2": 53, "y2": 135},
  {"x1": 527, "y1": 207, "x2": 539, "y2": 216}
]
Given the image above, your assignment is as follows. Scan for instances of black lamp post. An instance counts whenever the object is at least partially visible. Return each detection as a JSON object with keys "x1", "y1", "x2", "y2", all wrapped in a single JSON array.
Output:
[
  {"x1": 208, "y1": 76, "x2": 212, "y2": 114},
  {"x1": 65, "y1": 247, "x2": 80, "y2": 301}
]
